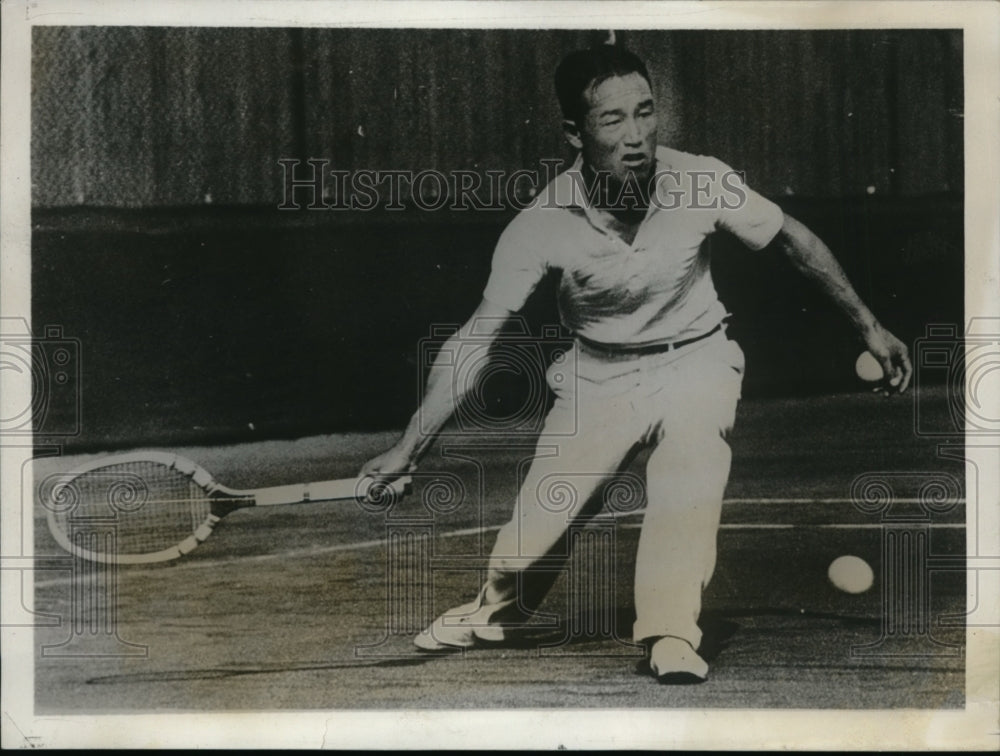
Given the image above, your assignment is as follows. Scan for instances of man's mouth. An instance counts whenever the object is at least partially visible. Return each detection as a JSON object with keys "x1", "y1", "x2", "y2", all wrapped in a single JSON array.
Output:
[{"x1": 621, "y1": 153, "x2": 648, "y2": 168}]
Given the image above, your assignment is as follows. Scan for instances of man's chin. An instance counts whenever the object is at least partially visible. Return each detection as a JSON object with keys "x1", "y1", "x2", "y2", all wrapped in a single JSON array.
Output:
[
  {"x1": 618, "y1": 164, "x2": 653, "y2": 184},
  {"x1": 613, "y1": 168, "x2": 652, "y2": 189}
]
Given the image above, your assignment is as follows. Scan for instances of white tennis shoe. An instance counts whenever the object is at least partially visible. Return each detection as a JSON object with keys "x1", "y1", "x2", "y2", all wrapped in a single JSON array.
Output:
[
  {"x1": 648, "y1": 635, "x2": 709, "y2": 684},
  {"x1": 413, "y1": 591, "x2": 507, "y2": 651}
]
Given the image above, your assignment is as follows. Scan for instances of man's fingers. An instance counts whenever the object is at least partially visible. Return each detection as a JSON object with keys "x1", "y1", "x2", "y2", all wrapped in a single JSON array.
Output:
[
  {"x1": 872, "y1": 340, "x2": 913, "y2": 396},
  {"x1": 359, "y1": 449, "x2": 415, "y2": 484},
  {"x1": 884, "y1": 350, "x2": 913, "y2": 394},
  {"x1": 363, "y1": 468, "x2": 408, "y2": 485},
  {"x1": 364, "y1": 470, "x2": 395, "y2": 484},
  {"x1": 897, "y1": 351, "x2": 913, "y2": 393},
  {"x1": 877, "y1": 355, "x2": 896, "y2": 383}
]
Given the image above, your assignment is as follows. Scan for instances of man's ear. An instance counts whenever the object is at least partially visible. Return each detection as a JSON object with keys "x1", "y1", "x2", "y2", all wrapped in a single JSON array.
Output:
[{"x1": 562, "y1": 119, "x2": 583, "y2": 150}]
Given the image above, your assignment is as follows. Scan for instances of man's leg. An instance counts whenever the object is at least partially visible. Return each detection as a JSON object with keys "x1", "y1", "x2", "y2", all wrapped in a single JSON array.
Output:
[
  {"x1": 415, "y1": 386, "x2": 642, "y2": 650},
  {"x1": 634, "y1": 426, "x2": 732, "y2": 649},
  {"x1": 484, "y1": 416, "x2": 639, "y2": 617},
  {"x1": 632, "y1": 337, "x2": 744, "y2": 679}
]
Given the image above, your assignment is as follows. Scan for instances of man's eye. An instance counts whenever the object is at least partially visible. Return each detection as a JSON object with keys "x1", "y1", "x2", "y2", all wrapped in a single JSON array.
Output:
[
  {"x1": 600, "y1": 117, "x2": 623, "y2": 127},
  {"x1": 638, "y1": 109, "x2": 655, "y2": 118}
]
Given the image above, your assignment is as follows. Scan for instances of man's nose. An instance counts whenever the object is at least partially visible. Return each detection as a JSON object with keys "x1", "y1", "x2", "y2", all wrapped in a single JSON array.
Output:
[{"x1": 622, "y1": 117, "x2": 643, "y2": 145}]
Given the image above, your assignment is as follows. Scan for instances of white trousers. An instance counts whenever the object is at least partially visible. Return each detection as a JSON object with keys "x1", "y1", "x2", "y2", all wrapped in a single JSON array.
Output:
[{"x1": 480, "y1": 330, "x2": 745, "y2": 649}]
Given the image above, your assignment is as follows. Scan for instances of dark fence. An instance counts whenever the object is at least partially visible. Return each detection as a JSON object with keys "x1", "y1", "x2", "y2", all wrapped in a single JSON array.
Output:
[{"x1": 33, "y1": 28, "x2": 962, "y2": 207}]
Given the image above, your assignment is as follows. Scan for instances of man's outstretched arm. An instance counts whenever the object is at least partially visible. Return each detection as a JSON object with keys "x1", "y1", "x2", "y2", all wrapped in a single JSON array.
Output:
[
  {"x1": 772, "y1": 214, "x2": 913, "y2": 392},
  {"x1": 360, "y1": 297, "x2": 516, "y2": 481}
]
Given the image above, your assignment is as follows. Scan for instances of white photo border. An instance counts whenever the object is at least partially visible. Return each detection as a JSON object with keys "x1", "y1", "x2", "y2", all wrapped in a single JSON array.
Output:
[{"x1": 2, "y1": 0, "x2": 998, "y2": 749}]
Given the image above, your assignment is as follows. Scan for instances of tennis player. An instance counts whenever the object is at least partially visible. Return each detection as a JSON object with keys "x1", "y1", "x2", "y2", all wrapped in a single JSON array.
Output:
[{"x1": 361, "y1": 45, "x2": 912, "y2": 683}]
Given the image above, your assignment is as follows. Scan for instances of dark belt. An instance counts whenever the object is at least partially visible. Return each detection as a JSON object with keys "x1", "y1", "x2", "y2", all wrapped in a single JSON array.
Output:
[{"x1": 575, "y1": 323, "x2": 723, "y2": 357}]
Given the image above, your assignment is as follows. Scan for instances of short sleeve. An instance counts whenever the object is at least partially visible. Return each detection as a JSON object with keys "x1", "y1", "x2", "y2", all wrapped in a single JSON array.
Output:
[
  {"x1": 711, "y1": 160, "x2": 785, "y2": 251},
  {"x1": 482, "y1": 208, "x2": 550, "y2": 312}
]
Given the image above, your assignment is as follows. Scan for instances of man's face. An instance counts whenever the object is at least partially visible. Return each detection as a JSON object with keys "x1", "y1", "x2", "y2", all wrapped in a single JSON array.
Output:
[{"x1": 574, "y1": 72, "x2": 658, "y2": 186}]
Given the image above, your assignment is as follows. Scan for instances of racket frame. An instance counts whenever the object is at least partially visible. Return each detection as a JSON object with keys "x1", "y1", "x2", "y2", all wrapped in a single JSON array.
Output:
[{"x1": 41, "y1": 451, "x2": 409, "y2": 565}]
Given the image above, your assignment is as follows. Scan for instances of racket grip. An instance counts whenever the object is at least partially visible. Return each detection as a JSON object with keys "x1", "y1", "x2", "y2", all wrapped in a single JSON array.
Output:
[
  {"x1": 391, "y1": 475, "x2": 413, "y2": 496},
  {"x1": 360, "y1": 474, "x2": 412, "y2": 501}
]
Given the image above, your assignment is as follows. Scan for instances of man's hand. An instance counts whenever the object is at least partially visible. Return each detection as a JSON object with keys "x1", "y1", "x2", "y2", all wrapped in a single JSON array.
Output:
[
  {"x1": 863, "y1": 322, "x2": 913, "y2": 394},
  {"x1": 359, "y1": 442, "x2": 415, "y2": 483}
]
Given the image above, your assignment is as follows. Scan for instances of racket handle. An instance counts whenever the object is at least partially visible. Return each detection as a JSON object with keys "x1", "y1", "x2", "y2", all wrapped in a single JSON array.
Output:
[{"x1": 253, "y1": 475, "x2": 412, "y2": 506}]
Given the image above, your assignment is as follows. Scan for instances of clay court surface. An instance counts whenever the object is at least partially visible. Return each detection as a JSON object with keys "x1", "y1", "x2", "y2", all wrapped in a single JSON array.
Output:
[{"x1": 30, "y1": 388, "x2": 966, "y2": 712}]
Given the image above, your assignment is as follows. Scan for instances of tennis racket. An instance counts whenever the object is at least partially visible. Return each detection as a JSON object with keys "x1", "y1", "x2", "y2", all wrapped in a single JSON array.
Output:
[{"x1": 38, "y1": 451, "x2": 412, "y2": 565}]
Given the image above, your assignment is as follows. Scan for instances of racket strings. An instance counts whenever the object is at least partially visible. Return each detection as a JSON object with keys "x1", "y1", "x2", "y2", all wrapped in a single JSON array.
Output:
[{"x1": 44, "y1": 460, "x2": 221, "y2": 555}]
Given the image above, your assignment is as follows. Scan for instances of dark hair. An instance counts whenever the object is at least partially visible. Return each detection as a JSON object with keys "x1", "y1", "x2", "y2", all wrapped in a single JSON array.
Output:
[{"x1": 554, "y1": 46, "x2": 652, "y2": 124}]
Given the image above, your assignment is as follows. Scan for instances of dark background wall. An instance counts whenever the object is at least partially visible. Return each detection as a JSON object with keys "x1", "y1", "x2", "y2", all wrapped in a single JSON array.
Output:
[
  {"x1": 30, "y1": 28, "x2": 964, "y2": 451},
  {"x1": 32, "y1": 28, "x2": 961, "y2": 206}
]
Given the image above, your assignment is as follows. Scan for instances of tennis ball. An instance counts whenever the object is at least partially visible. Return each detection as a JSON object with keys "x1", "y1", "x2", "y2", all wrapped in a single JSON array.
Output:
[
  {"x1": 828, "y1": 555, "x2": 875, "y2": 594},
  {"x1": 855, "y1": 350, "x2": 884, "y2": 382}
]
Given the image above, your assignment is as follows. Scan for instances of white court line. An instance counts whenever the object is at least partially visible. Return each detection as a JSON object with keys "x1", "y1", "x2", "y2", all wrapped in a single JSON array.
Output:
[{"x1": 32, "y1": 497, "x2": 967, "y2": 589}]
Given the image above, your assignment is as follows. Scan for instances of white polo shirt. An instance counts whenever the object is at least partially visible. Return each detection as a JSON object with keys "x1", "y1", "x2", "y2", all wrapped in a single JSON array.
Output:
[{"x1": 482, "y1": 146, "x2": 785, "y2": 346}]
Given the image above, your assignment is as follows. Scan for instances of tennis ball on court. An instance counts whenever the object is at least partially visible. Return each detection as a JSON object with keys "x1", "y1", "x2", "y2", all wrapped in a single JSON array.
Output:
[
  {"x1": 828, "y1": 555, "x2": 875, "y2": 594},
  {"x1": 854, "y1": 350, "x2": 884, "y2": 382}
]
